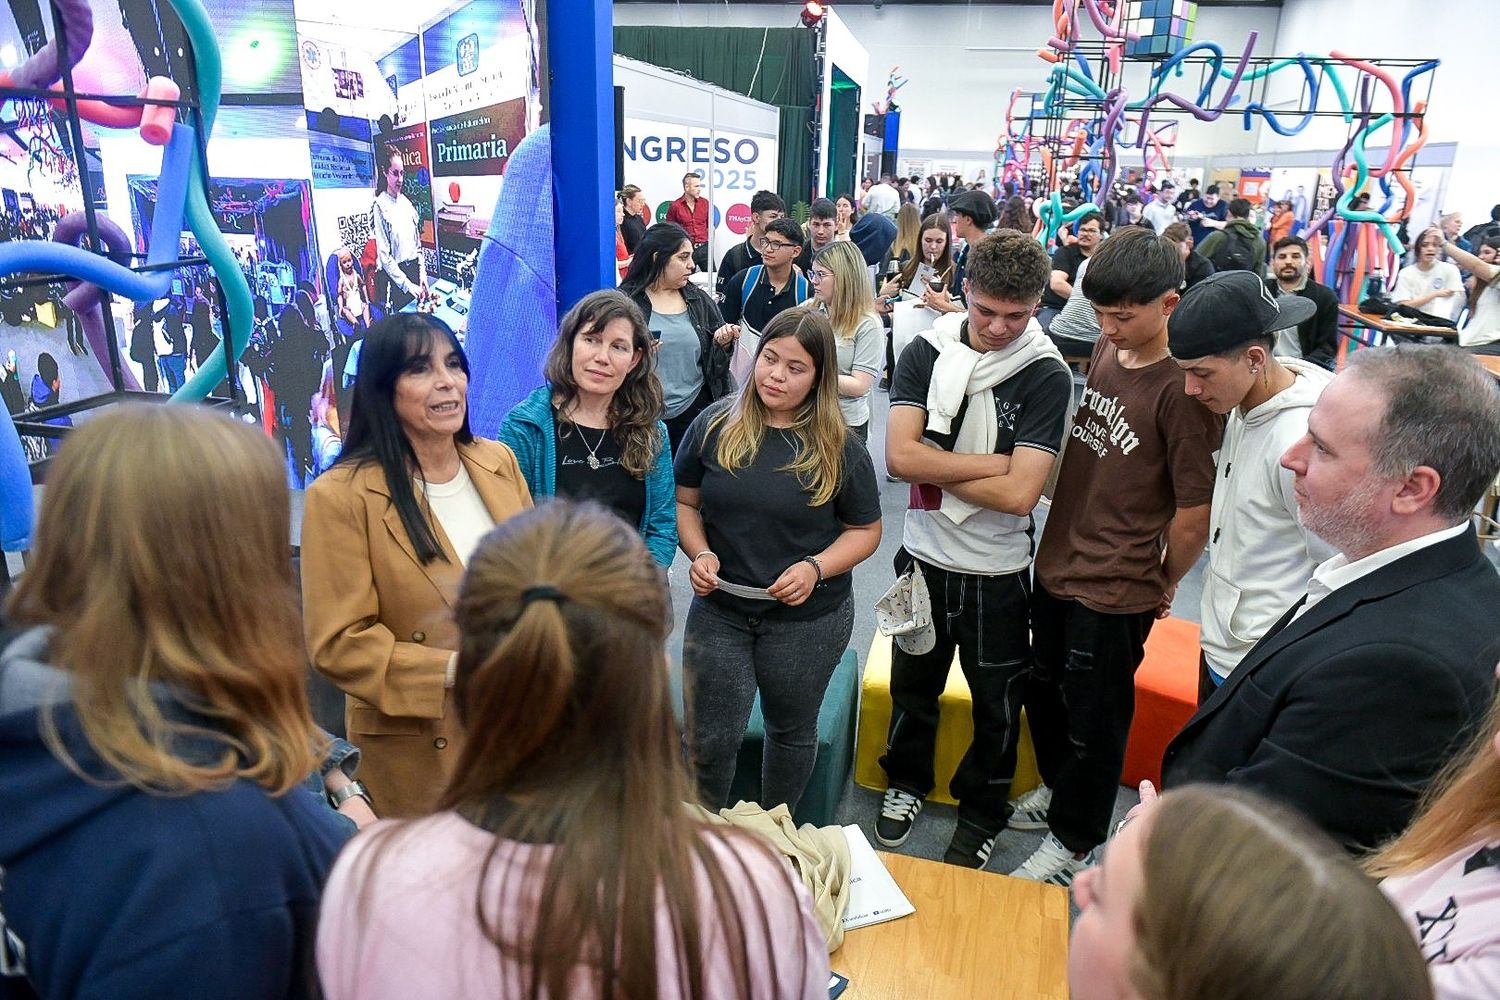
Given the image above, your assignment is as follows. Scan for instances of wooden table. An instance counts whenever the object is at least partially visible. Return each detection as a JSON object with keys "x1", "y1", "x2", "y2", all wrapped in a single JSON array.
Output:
[
  {"x1": 1475, "y1": 354, "x2": 1500, "y2": 379},
  {"x1": 830, "y1": 853, "x2": 1070, "y2": 999},
  {"x1": 1338, "y1": 305, "x2": 1458, "y2": 344}
]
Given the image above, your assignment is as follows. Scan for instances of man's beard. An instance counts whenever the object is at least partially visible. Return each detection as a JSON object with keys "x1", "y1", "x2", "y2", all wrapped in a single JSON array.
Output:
[{"x1": 1298, "y1": 483, "x2": 1384, "y2": 559}]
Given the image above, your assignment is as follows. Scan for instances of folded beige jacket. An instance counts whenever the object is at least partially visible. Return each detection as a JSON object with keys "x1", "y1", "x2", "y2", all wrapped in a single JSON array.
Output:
[{"x1": 691, "y1": 800, "x2": 852, "y2": 951}]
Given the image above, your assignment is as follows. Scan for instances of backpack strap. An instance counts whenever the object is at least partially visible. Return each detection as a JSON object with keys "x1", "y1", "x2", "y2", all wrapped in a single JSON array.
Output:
[
  {"x1": 741, "y1": 264, "x2": 763, "y2": 314},
  {"x1": 794, "y1": 271, "x2": 810, "y2": 303}
]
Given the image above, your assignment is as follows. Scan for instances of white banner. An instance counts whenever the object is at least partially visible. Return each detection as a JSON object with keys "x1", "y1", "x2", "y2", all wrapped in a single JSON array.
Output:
[{"x1": 620, "y1": 117, "x2": 778, "y2": 270}]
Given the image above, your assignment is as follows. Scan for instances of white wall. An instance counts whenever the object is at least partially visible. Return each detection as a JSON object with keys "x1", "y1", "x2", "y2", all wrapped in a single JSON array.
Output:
[
  {"x1": 614, "y1": 56, "x2": 781, "y2": 266},
  {"x1": 820, "y1": 10, "x2": 870, "y2": 195},
  {"x1": 614, "y1": 3, "x2": 1281, "y2": 164},
  {"x1": 1262, "y1": 0, "x2": 1493, "y2": 225},
  {"x1": 615, "y1": 5, "x2": 865, "y2": 199}
]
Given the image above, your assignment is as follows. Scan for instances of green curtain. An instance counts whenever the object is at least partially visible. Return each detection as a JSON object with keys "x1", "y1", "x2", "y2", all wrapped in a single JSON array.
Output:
[
  {"x1": 827, "y1": 81, "x2": 860, "y2": 199},
  {"x1": 614, "y1": 26, "x2": 817, "y2": 208}
]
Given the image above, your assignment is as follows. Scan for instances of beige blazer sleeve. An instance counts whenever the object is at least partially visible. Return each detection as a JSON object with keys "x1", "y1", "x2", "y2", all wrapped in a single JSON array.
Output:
[{"x1": 301, "y1": 467, "x2": 453, "y2": 720}]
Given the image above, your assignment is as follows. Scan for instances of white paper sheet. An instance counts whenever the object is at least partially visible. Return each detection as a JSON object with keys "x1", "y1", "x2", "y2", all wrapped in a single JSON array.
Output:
[{"x1": 839, "y1": 825, "x2": 916, "y2": 931}]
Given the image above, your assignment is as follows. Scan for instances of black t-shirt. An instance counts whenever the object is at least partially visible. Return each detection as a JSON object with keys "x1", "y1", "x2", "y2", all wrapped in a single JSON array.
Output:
[
  {"x1": 553, "y1": 413, "x2": 646, "y2": 530},
  {"x1": 674, "y1": 400, "x2": 882, "y2": 621},
  {"x1": 889, "y1": 323, "x2": 1073, "y2": 573},
  {"x1": 622, "y1": 213, "x2": 648, "y2": 254},
  {"x1": 949, "y1": 244, "x2": 969, "y2": 307},
  {"x1": 718, "y1": 266, "x2": 809, "y2": 333},
  {"x1": 1040, "y1": 243, "x2": 1087, "y2": 311},
  {"x1": 715, "y1": 239, "x2": 763, "y2": 299},
  {"x1": 795, "y1": 240, "x2": 821, "y2": 273},
  {"x1": 889, "y1": 323, "x2": 1073, "y2": 456},
  {"x1": 1183, "y1": 250, "x2": 1216, "y2": 290}
]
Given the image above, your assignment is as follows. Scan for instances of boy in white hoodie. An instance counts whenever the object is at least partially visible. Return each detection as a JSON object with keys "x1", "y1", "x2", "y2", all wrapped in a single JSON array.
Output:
[{"x1": 1168, "y1": 270, "x2": 1335, "y2": 702}]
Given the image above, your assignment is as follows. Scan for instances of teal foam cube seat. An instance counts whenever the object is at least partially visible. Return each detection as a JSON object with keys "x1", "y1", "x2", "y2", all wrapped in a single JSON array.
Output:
[{"x1": 726, "y1": 647, "x2": 859, "y2": 828}]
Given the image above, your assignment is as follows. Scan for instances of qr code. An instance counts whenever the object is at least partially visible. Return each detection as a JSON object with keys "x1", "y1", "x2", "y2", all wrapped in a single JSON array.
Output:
[{"x1": 337, "y1": 210, "x2": 373, "y2": 252}]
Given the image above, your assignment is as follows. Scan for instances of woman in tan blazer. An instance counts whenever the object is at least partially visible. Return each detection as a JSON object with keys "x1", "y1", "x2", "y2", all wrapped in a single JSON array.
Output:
[{"x1": 301, "y1": 313, "x2": 531, "y2": 816}]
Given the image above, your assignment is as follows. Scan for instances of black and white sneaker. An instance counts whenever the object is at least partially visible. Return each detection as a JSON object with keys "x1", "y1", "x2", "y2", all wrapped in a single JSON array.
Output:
[
  {"x1": 1007, "y1": 783, "x2": 1053, "y2": 831},
  {"x1": 942, "y1": 820, "x2": 998, "y2": 870},
  {"x1": 1010, "y1": 833, "x2": 1097, "y2": 886},
  {"x1": 875, "y1": 788, "x2": 923, "y2": 847}
]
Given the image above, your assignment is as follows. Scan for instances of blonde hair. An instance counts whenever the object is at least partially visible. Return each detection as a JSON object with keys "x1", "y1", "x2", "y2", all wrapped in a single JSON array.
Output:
[
  {"x1": 1132, "y1": 787, "x2": 1432, "y2": 1000},
  {"x1": 1368, "y1": 688, "x2": 1500, "y2": 878},
  {"x1": 812, "y1": 240, "x2": 877, "y2": 342},
  {"x1": 354, "y1": 501, "x2": 797, "y2": 999},
  {"x1": 6, "y1": 405, "x2": 319, "y2": 794},
  {"x1": 892, "y1": 202, "x2": 921, "y2": 262},
  {"x1": 710, "y1": 308, "x2": 847, "y2": 507}
]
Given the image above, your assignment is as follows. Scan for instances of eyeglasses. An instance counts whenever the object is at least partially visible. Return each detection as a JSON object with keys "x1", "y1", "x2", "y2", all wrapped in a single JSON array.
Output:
[
  {"x1": 762, "y1": 240, "x2": 799, "y2": 252},
  {"x1": 810, "y1": 269, "x2": 833, "y2": 282}
]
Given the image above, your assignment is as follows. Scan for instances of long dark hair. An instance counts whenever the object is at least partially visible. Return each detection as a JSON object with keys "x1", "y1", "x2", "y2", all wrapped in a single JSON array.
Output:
[
  {"x1": 374, "y1": 144, "x2": 402, "y2": 197},
  {"x1": 348, "y1": 502, "x2": 797, "y2": 998},
  {"x1": 997, "y1": 195, "x2": 1032, "y2": 233},
  {"x1": 337, "y1": 313, "x2": 473, "y2": 564},
  {"x1": 543, "y1": 290, "x2": 664, "y2": 478},
  {"x1": 895, "y1": 213, "x2": 954, "y2": 291},
  {"x1": 620, "y1": 222, "x2": 692, "y2": 294},
  {"x1": 710, "y1": 307, "x2": 846, "y2": 507}
]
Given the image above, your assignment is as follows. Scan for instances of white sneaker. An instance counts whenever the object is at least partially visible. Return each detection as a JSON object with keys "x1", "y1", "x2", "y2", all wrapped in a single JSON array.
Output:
[
  {"x1": 1007, "y1": 784, "x2": 1052, "y2": 831},
  {"x1": 875, "y1": 788, "x2": 924, "y2": 847},
  {"x1": 1009, "y1": 833, "x2": 1097, "y2": 886}
]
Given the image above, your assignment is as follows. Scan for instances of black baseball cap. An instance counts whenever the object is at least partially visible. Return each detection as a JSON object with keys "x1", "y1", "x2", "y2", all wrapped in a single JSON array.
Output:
[
  {"x1": 948, "y1": 190, "x2": 996, "y2": 229},
  {"x1": 1168, "y1": 271, "x2": 1318, "y2": 358}
]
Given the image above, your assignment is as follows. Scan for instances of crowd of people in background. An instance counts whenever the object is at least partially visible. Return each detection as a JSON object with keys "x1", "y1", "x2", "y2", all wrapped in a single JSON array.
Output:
[{"x1": 5, "y1": 159, "x2": 1500, "y2": 1000}]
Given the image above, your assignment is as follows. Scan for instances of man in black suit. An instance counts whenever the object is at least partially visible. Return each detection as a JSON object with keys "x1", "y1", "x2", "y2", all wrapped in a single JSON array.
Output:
[{"x1": 1163, "y1": 346, "x2": 1500, "y2": 852}]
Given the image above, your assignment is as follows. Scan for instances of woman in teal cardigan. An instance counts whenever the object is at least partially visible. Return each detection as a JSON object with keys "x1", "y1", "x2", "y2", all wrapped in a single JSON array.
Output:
[{"x1": 499, "y1": 290, "x2": 676, "y2": 566}]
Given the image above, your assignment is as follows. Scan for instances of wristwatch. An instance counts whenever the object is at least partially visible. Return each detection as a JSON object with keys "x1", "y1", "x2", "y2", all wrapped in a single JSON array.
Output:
[{"x1": 328, "y1": 779, "x2": 373, "y2": 811}]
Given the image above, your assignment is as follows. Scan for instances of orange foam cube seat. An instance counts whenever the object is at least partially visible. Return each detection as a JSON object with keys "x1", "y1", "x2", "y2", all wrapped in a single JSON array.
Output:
[{"x1": 1121, "y1": 616, "x2": 1201, "y2": 788}]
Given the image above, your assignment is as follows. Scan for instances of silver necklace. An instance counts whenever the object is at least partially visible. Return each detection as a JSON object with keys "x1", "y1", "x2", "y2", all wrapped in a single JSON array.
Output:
[{"x1": 576, "y1": 423, "x2": 608, "y2": 469}]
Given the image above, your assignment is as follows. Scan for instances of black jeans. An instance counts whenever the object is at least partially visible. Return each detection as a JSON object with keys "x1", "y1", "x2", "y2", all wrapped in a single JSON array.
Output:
[
  {"x1": 1025, "y1": 582, "x2": 1154, "y2": 853},
  {"x1": 379, "y1": 259, "x2": 422, "y2": 312},
  {"x1": 880, "y1": 557, "x2": 1032, "y2": 833},
  {"x1": 1197, "y1": 649, "x2": 1217, "y2": 706}
]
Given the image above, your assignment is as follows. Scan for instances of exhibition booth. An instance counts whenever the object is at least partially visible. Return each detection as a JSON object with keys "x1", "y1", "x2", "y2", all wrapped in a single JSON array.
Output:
[{"x1": 2, "y1": 3, "x2": 1499, "y2": 995}]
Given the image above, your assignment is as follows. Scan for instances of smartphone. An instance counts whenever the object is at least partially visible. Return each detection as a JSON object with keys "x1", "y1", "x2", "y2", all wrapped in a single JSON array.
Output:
[{"x1": 650, "y1": 329, "x2": 662, "y2": 341}]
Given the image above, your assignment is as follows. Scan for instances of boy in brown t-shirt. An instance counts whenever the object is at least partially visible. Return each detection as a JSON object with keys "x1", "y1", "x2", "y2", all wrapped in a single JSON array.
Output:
[{"x1": 1009, "y1": 229, "x2": 1224, "y2": 885}]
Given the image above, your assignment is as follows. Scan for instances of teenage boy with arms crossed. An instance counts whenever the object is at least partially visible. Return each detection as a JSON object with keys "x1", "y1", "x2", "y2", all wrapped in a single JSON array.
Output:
[
  {"x1": 1009, "y1": 228, "x2": 1223, "y2": 885},
  {"x1": 876, "y1": 231, "x2": 1074, "y2": 868}
]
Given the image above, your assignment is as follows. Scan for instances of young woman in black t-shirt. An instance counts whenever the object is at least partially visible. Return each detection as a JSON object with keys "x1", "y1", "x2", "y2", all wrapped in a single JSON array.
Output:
[{"x1": 674, "y1": 309, "x2": 882, "y2": 814}]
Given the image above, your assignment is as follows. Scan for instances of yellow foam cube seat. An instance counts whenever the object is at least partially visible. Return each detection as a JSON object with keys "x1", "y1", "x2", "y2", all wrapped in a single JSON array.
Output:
[{"x1": 855, "y1": 630, "x2": 1041, "y2": 805}]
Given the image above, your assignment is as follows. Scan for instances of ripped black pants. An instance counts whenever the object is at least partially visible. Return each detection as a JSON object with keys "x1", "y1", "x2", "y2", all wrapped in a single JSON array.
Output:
[
  {"x1": 880, "y1": 555, "x2": 1032, "y2": 834},
  {"x1": 1025, "y1": 583, "x2": 1155, "y2": 853}
]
